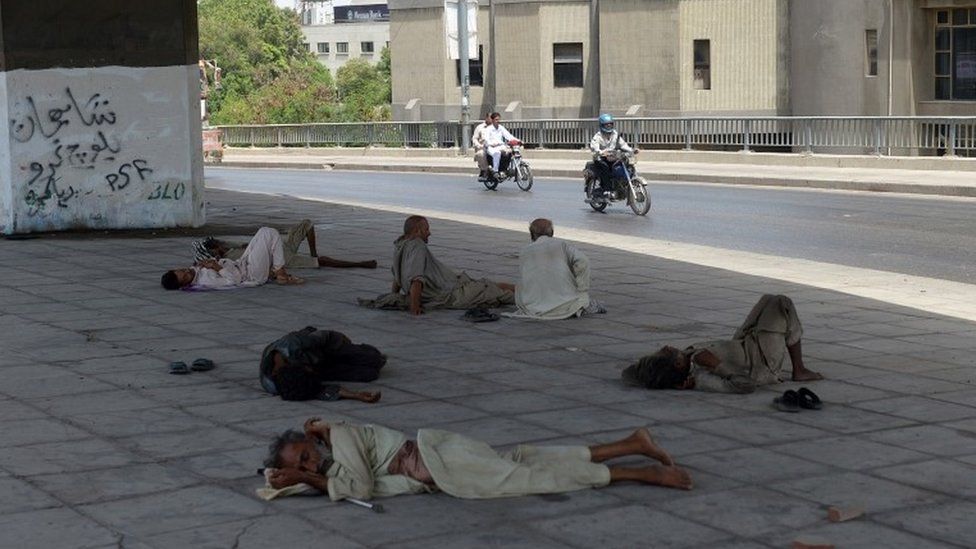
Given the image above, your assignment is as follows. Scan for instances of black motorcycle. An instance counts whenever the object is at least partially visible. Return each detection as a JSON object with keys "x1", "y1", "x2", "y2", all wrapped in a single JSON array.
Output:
[
  {"x1": 482, "y1": 141, "x2": 533, "y2": 192},
  {"x1": 583, "y1": 151, "x2": 651, "y2": 216}
]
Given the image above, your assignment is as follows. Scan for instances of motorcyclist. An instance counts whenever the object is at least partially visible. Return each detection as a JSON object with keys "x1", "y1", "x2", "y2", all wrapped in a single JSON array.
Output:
[
  {"x1": 483, "y1": 112, "x2": 520, "y2": 180},
  {"x1": 587, "y1": 114, "x2": 636, "y2": 199},
  {"x1": 472, "y1": 112, "x2": 492, "y2": 182}
]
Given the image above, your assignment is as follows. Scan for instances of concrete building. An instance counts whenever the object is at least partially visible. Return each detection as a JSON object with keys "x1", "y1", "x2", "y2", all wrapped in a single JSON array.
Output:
[
  {"x1": 298, "y1": 1, "x2": 390, "y2": 74},
  {"x1": 0, "y1": 0, "x2": 204, "y2": 234},
  {"x1": 389, "y1": 0, "x2": 976, "y2": 121}
]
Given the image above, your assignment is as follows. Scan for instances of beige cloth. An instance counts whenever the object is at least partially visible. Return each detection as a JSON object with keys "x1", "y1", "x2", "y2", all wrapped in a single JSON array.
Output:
[
  {"x1": 689, "y1": 294, "x2": 803, "y2": 393},
  {"x1": 508, "y1": 236, "x2": 591, "y2": 320},
  {"x1": 225, "y1": 220, "x2": 318, "y2": 269},
  {"x1": 192, "y1": 227, "x2": 284, "y2": 289}
]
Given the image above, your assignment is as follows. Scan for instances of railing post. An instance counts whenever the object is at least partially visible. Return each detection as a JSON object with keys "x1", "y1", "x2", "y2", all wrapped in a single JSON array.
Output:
[
  {"x1": 367, "y1": 124, "x2": 375, "y2": 146},
  {"x1": 947, "y1": 121, "x2": 957, "y2": 156},
  {"x1": 538, "y1": 122, "x2": 547, "y2": 149},
  {"x1": 684, "y1": 119, "x2": 692, "y2": 151},
  {"x1": 743, "y1": 119, "x2": 752, "y2": 152},
  {"x1": 804, "y1": 121, "x2": 813, "y2": 154},
  {"x1": 874, "y1": 119, "x2": 882, "y2": 155},
  {"x1": 277, "y1": 127, "x2": 283, "y2": 147}
]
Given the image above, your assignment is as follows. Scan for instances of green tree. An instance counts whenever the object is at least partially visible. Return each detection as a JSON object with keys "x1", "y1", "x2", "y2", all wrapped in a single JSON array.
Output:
[{"x1": 336, "y1": 58, "x2": 390, "y2": 121}]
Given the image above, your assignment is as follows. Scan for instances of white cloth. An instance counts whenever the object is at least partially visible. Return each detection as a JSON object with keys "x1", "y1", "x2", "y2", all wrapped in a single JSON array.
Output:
[
  {"x1": 589, "y1": 130, "x2": 633, "y2": 160},
  {"x1": 484, "y1": 124, "x2": 517, "y2": 172},
  {"x1": 191, "y1": 227, "x2": 285, "y2": 289},
  {"x1": 507, "y1": 236, "x2": 592, "y2": 320},
  {"x1": 471, "y1": 122, "x2": 489, "y2": 151}
]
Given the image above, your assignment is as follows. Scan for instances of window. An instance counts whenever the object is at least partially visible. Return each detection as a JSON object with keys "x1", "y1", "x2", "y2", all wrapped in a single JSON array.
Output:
[
  {"x1": 935, "y1": 10, "x2": 976, "y2": 100},
  {"x1": 693, "y1": 39, "x2": 711, "y2": 90},
  {"x1": 553, "y1": 43, "x2": 583, "y2": 88},
  {"x1": 361, "y1": 41, "x2": 375, "y2": 55},
  {"x1": 317, "y1": 42, "x2": 329, "y2": 54},
  {"x1": 336, "y1": 42, "x2": 349, "y2": 55},
  {"x1": 302, "y1": 42, "x2": 310, "y2": 52},
  {"x1": 455, "y1": 45, "x2": 484, "y2": 87},
  {"x1": 865, "y1": 30, "x2": 878, "y2": 76}
]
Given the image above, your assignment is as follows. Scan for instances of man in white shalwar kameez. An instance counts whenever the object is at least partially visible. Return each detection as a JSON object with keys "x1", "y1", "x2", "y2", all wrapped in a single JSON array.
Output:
[
  {"x1": 507, "y1": 219, "x2": 605, "y2": 320},
  {"x1": 161, "y1": 227, "x2": 303, "y2": 290},
  {"x1": 258, "y1": 419, "x2": 692, "y2": 502}
]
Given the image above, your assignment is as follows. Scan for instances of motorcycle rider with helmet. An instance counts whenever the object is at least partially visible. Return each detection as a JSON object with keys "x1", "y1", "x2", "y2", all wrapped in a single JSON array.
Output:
[{"x1": 587, "y1": 114, "x2": 637, "y2": 199}]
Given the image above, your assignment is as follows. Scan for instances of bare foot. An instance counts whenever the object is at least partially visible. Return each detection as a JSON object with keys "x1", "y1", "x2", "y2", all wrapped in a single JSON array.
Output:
[
  {"x1": 632, "y1": 428, "x2": 674, "y2": 466},
  {"x1": 642, "y1": 465, "x2": 693, "y2": 490},
  {"x1": 275, "y1": 273, "x2": 305, "y2": 286},
  {"x1": 792, "y1": 367, "x2": 824, "y2": 382},
  {"x1": 354, "y1": 391, "x2": 381, "y2": 404}
]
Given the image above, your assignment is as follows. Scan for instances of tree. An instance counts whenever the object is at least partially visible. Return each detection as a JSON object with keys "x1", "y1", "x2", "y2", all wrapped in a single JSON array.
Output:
[{"x1": 336, "y1": 58, "x2": 390, "y2": 121}]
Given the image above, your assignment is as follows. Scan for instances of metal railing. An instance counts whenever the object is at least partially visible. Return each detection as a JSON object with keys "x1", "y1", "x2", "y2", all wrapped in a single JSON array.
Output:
[{"x1": 219, "y1": 117, "x2": 976, "y2": 156}]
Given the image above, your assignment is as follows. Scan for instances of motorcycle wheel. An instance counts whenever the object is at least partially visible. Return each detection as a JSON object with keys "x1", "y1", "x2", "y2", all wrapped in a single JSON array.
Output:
[
  {"x1": 482, "y1": 174, "x2": 499, "y2": 191},
  {"x1": 628, "y1": 176, "x2": 651, "y2": 216},
  {"x1": 585, "y1": 177, "x2": 608, "y2": 212},
  {"x1": 516, "y1": 163, "x2": 533, "y2": 191}
]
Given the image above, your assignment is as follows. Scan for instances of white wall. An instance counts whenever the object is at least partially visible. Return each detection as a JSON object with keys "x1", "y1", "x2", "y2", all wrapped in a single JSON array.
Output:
[{"x1": 1, "y1": 65, "x2": 204, "y2": 234}]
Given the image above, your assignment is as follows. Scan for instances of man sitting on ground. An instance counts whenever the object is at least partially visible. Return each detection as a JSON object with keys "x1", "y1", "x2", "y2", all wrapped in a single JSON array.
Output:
[
  {"x1": 194, "y1": 219, "x2": 377, "y2": 270},
  {"x1": 161, "y1": 227, "x2": 303, "y2": 290},
  {"x1": 622, "y1": 294, "x2": 824, "y2": 393},
  {"x1": 259, "y1": 418, "x2": 691, "y2": 501},
  {"x1": 259, "y1": 327, "x2": 386, "y2": 402},
  {"x1": 507, "y1": 218, "x2": 605, "y2": 320},
  {"x1": 359, "y1": 215, "x2": 515, "y2": 315}
]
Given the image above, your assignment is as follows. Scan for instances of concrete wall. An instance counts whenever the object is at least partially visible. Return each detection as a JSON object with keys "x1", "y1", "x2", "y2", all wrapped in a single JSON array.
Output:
[
  {"x1": 0, "y1": 0, "x2": 203, "y2": 234},
  {"x1": 679, "y1": 0, "x2": 788, "y2": 114}
]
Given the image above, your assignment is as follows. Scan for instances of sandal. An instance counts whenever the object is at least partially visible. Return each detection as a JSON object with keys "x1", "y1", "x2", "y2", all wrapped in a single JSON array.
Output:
[
  {"x1": 797, "y1": 387, "x2": 823, "y2": 410},
  {"x1": 275, "y1": 273, "x2": 304, "y2": 286},
  {"x1": 773, "y1": 390, "x2": 801, "y2": 413},
  {"x1": 191, "y1": 358, "x2": 215, "y2": 372},
  {"x1": 169, "y1": 361, "x2": 190, "y2": 375}
]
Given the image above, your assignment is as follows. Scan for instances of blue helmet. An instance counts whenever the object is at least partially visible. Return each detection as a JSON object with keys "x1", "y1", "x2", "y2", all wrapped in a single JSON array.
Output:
[{"x1": 599, "y1": 113, "x2": 614, "y2": 133}]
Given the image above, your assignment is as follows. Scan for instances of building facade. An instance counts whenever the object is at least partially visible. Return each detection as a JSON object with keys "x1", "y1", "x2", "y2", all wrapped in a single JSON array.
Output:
[
  {"x1": 298, "y1": 0, "x2": 390, "y2": 74},
  {"x1": 389, "y1": 0, "x2": 976, "y2": 120}
]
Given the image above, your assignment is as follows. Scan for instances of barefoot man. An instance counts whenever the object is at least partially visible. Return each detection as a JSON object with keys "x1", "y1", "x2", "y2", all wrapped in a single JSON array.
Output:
[
  {"x1": 623, "y1": 294, "x2": 823, "y2": 393},
  {"x1": 259, "y1": 419, "x2": 692, "y2": 502}
]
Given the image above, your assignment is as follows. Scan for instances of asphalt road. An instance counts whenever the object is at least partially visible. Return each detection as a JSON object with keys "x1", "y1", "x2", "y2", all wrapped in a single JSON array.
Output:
[{"x1": 205, "y1": 167, "x2": 976, "y2": 284}]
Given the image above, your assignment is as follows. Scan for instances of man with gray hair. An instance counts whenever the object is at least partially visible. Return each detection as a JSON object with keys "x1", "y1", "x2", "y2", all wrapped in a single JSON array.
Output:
[{"x1": 507, "y1": 218, "x2": 605, "y2": 319}]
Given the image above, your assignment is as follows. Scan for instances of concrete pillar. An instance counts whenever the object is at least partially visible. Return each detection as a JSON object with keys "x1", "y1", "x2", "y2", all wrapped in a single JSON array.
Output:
[{"x1": 0, "y1": 0, "x2": 204, "y2": 234}]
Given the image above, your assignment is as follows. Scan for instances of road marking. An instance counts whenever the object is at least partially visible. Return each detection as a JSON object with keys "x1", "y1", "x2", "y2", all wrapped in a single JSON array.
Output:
[{"x1": 209, "y1": 184, "x2": 976, "y2": 322}]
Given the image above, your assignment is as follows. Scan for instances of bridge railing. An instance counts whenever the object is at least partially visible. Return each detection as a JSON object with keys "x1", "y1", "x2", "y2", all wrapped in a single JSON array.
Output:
[{"x1": 217, "y1": 117, "x2": 976, "y2": 156}]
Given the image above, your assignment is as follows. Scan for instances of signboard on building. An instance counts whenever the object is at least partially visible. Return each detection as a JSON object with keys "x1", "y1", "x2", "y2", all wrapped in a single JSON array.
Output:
[{"x1": 334, "y1": 4, "x2": 389, "y2": 23}]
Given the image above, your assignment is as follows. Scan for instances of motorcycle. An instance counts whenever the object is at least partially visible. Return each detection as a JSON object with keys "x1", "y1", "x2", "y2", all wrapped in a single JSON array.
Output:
[
  {"x1": 481, "y1": 140, "x2": 534, "y2": 192},
  {"x1": 583, "y1": 151, "x2": 651, "y2": 216}
]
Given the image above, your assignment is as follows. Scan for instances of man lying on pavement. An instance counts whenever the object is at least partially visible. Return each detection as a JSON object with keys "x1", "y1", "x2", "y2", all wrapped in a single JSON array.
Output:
[
  {"x1": 161, "y1": 227, "x2": 303, "y2": 290},
  {"x1": 194, "y1": 219, "x2": 377, "y2": 270},
  {"x1": 622, "y1": 294, "x2": 824, "y2": 393},
  {"x1": 258, "y1": 418, "x2": 692, "y2": 502},
  {"x1": 359, "y1": 215, "x2": 515, "y2": 315},
  {"x1": 259, "y1": 327, "x2": 386, "y2": 402}
]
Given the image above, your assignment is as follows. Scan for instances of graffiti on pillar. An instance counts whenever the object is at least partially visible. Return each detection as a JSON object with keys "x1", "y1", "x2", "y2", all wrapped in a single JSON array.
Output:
[{"x1": 9, "y1": 87, "x2": 165, "y2": 217}]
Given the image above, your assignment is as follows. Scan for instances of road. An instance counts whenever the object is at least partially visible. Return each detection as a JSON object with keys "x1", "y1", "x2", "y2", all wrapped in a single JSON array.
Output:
[{"x1": 205, "y1": 167, "x2": 976, "y2": 284}]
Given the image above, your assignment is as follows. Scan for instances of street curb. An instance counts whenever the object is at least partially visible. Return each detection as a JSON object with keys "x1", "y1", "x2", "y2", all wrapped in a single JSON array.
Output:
[{"x1": 213, "y1": 161, "x2": 976, "y2": 198}]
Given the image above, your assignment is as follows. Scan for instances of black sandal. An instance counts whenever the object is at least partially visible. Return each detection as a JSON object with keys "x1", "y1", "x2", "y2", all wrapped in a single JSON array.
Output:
[
  {"x1": 773, "y1": 390, "x2": 801, "y2": 413},
  {"x1": 797, "y1": 387, "x2": 823, "y2": 410}
]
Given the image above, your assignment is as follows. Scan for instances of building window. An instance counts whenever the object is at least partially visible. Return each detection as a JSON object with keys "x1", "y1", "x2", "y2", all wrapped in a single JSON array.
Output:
[
  {"x1": 935, "y1": 9, "x2": 976, "y2": 100},
  {"x1": 317, "y1": 42, "x2": 330, "y2": 54},
  {"x1": 865, "y1": 30, "x2": 878, "y2": 76},
  {"x1": 336, "y1": 42, "x2": 349, "y2": 55},
  {"x1": 302, "y1": 42, "x2": 310, "y2": 52},
  {"x1": 693, "y1": 39, "x2": 711, "y2": 90},
  {"x1": 361, "y1": 41, "x2": 375, "y2": 55},
  {"x1": 455, "y1": 45, "x2": 484, "y2": 87},
  {"x1": 553, "y1": 43, "x2": 583, "y2": 88}
]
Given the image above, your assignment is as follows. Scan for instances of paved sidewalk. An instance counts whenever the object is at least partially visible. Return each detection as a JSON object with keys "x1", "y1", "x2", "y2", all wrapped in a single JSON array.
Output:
[
  {"x1": 220, "y1": 147, "x2": 976, "y2": 198},
  {"x1": 0, "y1": 188, "x2": 974, "y2": 548}
]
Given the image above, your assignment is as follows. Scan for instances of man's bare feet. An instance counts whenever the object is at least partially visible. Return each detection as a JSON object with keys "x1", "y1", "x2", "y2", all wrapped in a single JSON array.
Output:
[
  {"x1": 641, "y1": 465, "x2": 693, "y2": 490},
  {"x1": 275, "y1": 273, "x2": 305, "y2": 285},
  {"x1": 792, "y1": 367, "x2": 824, "y2": 382},
  {"x1": 631, "y1": 428, "x2": 674, "y2": 466}
]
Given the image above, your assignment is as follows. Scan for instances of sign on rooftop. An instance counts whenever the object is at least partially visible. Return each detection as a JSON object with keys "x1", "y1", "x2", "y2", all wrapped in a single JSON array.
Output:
[{"x1": 334, "y1": 3, "x2": 389, "y2": 22}]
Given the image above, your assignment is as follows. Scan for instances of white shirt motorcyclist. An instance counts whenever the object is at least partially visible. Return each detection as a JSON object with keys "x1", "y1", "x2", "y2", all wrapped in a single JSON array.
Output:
[
  {"x1": 484, "y1": 124, "x2": 517, "y2": 148},
  {"x1": 589, "y1": 130, "x2": 633, "y2": 160}
]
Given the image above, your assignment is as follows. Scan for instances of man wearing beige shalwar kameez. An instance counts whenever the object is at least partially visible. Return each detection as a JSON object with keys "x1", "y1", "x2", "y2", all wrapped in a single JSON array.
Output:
[
  {"x1": 507, "y1": 219, "x2": 605, "y2": 320},
  {"x1": 258, "y1": 419, "x2": 692, "y2": 502}
]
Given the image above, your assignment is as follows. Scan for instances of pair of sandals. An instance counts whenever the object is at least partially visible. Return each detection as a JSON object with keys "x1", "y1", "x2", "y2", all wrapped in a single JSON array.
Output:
[
  {"x1": 773, "y1": 387, "x2": 822, "y2": 413},
  {"x1": 169, "y1": 358, "x2": 216, "y2": 375}
]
